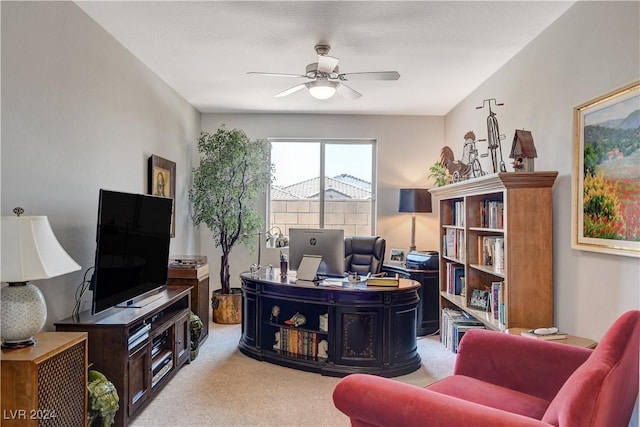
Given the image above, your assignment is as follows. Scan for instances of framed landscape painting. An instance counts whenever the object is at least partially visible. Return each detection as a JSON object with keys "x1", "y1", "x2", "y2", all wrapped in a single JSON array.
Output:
[
  {"x1": 148, "y1": 154, "x2": 176, "y2": 237},
  {"x1": 572, "y1": 81, "x2": 640, "y2": 257}
]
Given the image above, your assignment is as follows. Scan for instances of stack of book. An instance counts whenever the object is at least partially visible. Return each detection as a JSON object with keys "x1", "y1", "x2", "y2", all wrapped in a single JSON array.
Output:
[
  {"x1": 444, "y1": 228, "x2": 465, "y2": 261},
  {"x1": 520, "y1": 328, "x2": 567, "y2": 341},
  {"x1": 441, "y1": 308, "x2": 485, "y2": 353},
  {"x1": 366, "y1": 276, "x2": 399, "y2": 287},
  {"x1": 445, "y1": 262, "x2": 464, "y2": 295},
  {"x1": 478, "y1": 236, "x2": 504, "y2": 270},
  {"x1": 490, "y1": 281, "x2": 507, "y2": 329},
  {"x1": 276, "y1": 328, "x2": 320, "y2": 359},
  {"x1": 480, "y1": 200, "x2": 504, "y2": 229}
]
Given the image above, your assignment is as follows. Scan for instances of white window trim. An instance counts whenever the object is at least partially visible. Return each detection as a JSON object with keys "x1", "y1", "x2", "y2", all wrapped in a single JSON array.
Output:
[{"x1": 267, "y1": 137, "x2": 378, "y2": 234}]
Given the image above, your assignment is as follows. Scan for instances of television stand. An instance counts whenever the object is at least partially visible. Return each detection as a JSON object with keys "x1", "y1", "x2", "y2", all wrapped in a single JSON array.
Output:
[
  {"x1": 55, "y1": 286, "x2": 191, "y2": 427},
  {"x1": 116, "y1": 290, "x2": 164, "y2": 309}
]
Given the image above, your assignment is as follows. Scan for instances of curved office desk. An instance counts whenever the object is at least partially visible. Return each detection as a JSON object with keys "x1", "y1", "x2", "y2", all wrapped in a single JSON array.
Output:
[{"x1": 239, "y1": 269, "x2": 421, "y2": 377}]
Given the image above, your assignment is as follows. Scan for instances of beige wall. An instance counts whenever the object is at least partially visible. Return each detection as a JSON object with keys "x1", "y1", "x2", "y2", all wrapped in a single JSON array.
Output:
[
  {"x1": 444, "y1": 1, "x2": 640, "y2": 341},
  {"x1": 200, "y1": 113, "x2": 445, "y2": 288},
  {"x1": 1, "y1": 2, "x2": 201, "y2": 328}
]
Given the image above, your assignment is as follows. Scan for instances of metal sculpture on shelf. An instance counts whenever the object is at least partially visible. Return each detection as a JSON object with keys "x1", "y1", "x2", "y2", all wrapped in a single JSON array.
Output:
[
  {"x1": 476, "y1": 99, "x2": 507, "y2": 173},
  {"x1": 461, "y1": 131, "x2": 486, "y2": 178},
  {"x1": 441, "y1": 130, "x2": 487, "y2": 183},
  {"x1": 440, "y1": 146, "x2": 470, "y2": 183}
]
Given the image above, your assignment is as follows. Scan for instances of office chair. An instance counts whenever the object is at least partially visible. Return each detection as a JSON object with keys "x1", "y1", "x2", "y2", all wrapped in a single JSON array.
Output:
[{"x1": 344, "y1": 236, "x2": 386, "y2": 275}]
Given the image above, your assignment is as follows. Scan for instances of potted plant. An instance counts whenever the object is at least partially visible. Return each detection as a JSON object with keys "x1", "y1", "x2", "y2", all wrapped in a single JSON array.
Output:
[
  {"x1": 428, "y1": 161, "x2": 452, "y2": 187},
  {"x1": 190, "y1": 126, "x2": 273, "y2": 323}
]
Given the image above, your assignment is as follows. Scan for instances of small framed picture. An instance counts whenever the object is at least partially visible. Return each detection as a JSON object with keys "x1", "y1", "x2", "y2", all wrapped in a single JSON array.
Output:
[
  {"x1": 388, "y1": 248, "x2": 407, "y2": 266},
  {"x1": 148, "y1": 154, "x2": 176, "y2": 237},
  {"x1": 469, "y1": 289, "x2": 490, "y2": 311}
]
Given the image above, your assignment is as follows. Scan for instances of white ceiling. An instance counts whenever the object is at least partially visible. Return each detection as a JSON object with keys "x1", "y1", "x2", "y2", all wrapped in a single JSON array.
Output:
[{"x1": 75, "y1": 1, "x2": 575, "y2": 116}]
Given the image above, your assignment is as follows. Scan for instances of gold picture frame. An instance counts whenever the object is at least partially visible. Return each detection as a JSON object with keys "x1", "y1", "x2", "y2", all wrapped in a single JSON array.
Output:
[
  {"x1": 572, "y1": 81, "x2": 640, "y2": 257},
  {"x1": 148, "y1": 154, "x2": 176, "y2": 237}
]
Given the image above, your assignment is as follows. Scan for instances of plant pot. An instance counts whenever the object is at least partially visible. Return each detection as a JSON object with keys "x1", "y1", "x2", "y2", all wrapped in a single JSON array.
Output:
[{"x1": 211, "y1": 288, "x2": 242, "y2": 324}]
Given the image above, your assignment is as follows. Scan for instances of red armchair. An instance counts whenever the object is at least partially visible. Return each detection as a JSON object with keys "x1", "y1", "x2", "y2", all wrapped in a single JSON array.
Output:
[{"x1": 333, "y1": 310, "x2": 639, "y2": 427}]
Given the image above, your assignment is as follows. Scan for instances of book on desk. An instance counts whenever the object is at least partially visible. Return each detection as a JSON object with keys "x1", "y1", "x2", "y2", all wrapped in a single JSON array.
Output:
[{"x1": 520, "y1": 330, "x2": 568, "y2": 340}]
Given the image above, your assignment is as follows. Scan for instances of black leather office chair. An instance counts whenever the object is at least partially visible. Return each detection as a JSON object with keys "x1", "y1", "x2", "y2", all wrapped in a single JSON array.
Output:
[{"x1": 344, "y1": 236, "x2": 386, "y2": 275}]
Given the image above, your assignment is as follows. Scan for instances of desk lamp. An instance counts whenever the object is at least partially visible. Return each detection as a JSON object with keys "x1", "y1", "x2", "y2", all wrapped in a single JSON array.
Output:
[
  {"x1": 1, "y1": 207, "x2": 81, "y2": 348},
  {"x1": 250, "y1": 226, "x2": 288, "y2": 271},
  {"x1": 398, "y1": 189, "x2": 432, "y2": 252}
]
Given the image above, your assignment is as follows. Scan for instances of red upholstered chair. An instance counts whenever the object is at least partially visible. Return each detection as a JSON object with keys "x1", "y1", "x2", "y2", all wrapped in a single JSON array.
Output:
[{"x1": 333, "y1": 310, "x2": 640, "y2": 427}]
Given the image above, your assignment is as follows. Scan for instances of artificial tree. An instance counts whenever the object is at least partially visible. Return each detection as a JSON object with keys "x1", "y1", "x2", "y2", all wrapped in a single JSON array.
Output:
[{"x1": 190, "y1": 126, "x2": 273, "y2": 296}]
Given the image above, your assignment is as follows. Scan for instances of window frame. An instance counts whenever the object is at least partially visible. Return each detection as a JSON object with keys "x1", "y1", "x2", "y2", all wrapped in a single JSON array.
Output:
[{"x1": 267, "y1": 137, "x2": 378, "y2": 235}]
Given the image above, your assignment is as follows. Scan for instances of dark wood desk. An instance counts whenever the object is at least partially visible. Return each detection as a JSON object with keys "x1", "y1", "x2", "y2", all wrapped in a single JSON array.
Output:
[
  {"x1": 383, "y1": 264, "x2": 439, "y2": 336},
  {"x1": 239, "y1": 269, "x2": 422, "y2": 377}
]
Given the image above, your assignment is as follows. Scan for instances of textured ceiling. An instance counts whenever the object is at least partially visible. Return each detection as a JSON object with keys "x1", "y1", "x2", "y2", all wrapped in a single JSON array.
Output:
[{"x1": 75, "y1": 1, "x2": 575, "y2": 115}]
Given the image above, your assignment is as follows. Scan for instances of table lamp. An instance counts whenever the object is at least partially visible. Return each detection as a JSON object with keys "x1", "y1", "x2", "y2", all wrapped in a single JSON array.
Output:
[
  {"x1": 398, "y1": 188, "x2": 432, "y2": 252},
  {"x1": 1, "y1": 207, "x2": 81, "y2": 348}
]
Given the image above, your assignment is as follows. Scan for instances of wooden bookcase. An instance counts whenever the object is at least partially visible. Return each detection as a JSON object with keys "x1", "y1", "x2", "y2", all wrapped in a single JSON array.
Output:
[
  {"x1": 55, "y1": 286, "x2": 191, "y2": 427},
  {"x1": 429, "y1": 172, "x2": 558, "y2": 331}
]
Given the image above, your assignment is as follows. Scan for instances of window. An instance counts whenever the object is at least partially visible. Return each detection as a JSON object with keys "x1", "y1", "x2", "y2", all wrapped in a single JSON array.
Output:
[{"x1": 268, "y1": 138, "x2": 376, "y2": 238}]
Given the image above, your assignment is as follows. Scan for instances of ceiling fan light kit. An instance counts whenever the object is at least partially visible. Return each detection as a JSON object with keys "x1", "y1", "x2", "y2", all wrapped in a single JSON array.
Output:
[
  {"x1": 248, "y1": 44, "x2": 400, "y2": 100},
  {"x1": 307, "y1": 80, "x2": 338, "y2": 100}
]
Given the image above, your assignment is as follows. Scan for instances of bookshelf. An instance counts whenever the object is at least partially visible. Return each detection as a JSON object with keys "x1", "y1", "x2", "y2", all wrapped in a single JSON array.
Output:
[{"x1": 430, "y1": 172, "x2": 558, "y2": 331}]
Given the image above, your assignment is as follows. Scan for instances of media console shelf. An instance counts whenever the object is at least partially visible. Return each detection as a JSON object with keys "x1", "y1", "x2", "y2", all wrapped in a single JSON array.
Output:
[
  {"x1": 55, "y1": 286, "x2": 191, "y2": 427},
  {"x1": 240, "y1": 270, "x2": 422, "y2": 377}
]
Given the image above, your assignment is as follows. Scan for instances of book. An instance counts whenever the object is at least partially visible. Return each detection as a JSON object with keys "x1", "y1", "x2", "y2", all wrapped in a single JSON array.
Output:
[
  {"x1": 493, "y1": 237, "x2": 504, "y2": 270},
  {"x1": 520, "y1": 330, "x2": 568, "y2": 340},
  {"x1": 491, "y1": 282, "x2": 501, "y2": 320},
  {"x1": 453, "y1": 267, "x2": 465, "y2": 295},
  {"x1": 482, "y1": 236, "x2": 496, "y2": 266},
  {"x1": 453, "y1": 324, "x2": 485, "y2": 353},
  {"x1": 366, "y1": 276, "x2": 399, "y2": 287}
]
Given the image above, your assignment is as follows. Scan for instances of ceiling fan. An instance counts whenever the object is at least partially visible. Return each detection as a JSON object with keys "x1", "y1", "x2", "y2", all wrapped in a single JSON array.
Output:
[{"x1": 247, "y1": 44, "x2": 400, "y2": 100}]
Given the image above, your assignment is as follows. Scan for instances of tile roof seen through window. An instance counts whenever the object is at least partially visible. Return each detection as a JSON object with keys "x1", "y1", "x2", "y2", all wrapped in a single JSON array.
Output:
[{"x1": 272, "y1": 174, "x2": 371, "y2": 200}]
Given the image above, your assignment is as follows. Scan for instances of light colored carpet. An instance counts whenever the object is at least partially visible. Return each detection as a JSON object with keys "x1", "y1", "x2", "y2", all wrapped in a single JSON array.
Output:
[{"x1": 130, "y1": 322, "x2": 456, "y2": 427}]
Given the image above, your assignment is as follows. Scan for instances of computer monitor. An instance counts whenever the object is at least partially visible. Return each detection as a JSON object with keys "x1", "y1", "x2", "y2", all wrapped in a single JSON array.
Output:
[{"x1": 289, "y1": 228, "x2": 345, "y2": 278}]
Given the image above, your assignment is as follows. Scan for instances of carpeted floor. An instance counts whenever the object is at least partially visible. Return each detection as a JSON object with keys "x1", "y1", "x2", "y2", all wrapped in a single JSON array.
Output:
[{"x1": 130, "y1": 322, "x2": 456, "y2": 427}]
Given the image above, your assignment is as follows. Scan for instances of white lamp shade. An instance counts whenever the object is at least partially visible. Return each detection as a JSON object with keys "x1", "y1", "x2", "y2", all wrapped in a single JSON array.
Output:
[
  {"x1": 307, "y1": 80, "x2": 338, "y2": 100},
  {"x1": 1, "y1": 215, "x2": 81, "y2": 283}
]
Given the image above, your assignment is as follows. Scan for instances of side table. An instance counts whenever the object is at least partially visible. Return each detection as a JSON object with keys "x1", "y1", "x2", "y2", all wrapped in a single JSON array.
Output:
[
  {"x1": 506, "y1": 328, "x2": 597, "y2": 349},
  {"x1": 1, "y1": 332, "x2": 88, "y2": 426},
  {"x1": 168, "y1": 258, "x2": 210, "y2": 345},
  {"x1": 382, "y1": 264, "x2": 439, "y2": 336}
]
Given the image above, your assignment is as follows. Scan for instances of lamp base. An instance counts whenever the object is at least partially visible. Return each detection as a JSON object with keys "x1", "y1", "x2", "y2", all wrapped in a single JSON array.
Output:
[
  {"x1": 1, "y1": 337, "x2": 36, "y2": 349},
  {"x1": 0, "y1": 282, "x2": 47, "y2": 347}
]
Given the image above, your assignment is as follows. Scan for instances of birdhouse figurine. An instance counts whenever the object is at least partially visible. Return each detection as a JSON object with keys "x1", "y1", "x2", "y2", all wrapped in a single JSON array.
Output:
[{"x1": 509, "y1": 129, "x2": 537, "y2": 172}]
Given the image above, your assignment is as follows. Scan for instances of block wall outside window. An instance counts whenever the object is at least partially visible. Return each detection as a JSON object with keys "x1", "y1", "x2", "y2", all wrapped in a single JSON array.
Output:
[{"x1": 271, "y1": 199, "x2": 371, "y2": 237}]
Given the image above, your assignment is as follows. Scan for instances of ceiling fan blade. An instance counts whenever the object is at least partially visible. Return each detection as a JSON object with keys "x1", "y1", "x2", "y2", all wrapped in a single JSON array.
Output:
[
  {"x1": 339, "y1": 71, "x2": 400, "y2": 81},
  {"x1": 274, "y1": 84, "x2": 307, "y2": 97},
  {"x1": 247, "y1": 72, "x2": 307, "y2": 78},
  {"x1": 317, "y1": 55, "x2": 339, "y2": 73},
  {"x1": 336, "y1": 82, "x2": 362, "y2": 100}
]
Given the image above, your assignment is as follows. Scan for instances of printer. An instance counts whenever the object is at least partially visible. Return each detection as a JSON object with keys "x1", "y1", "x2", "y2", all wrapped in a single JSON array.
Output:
[{"x1": 405, "y1": 250, "x2": 439, "y2": 270}]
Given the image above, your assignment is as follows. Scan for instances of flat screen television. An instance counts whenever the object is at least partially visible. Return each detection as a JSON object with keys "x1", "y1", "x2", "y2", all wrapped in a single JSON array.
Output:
[
  {"x1": 91, "y1": 189, "x2": 173, "y2": 315},
  {"x1": 288, "y1": 228, "x2": 345, "y2": 278}
]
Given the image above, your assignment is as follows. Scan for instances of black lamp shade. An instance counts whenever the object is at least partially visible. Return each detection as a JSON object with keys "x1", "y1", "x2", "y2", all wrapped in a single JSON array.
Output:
[{"x1": 398, "y1": 188, "x2": 432, "y2": 213}]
